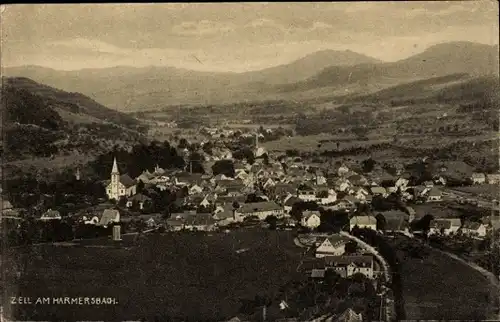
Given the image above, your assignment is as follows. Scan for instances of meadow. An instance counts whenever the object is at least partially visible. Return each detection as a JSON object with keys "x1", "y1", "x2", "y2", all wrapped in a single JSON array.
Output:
[
  {"x1": 388, "y1": 236, "x2": 496, "y2": 320},
  {"x1": 3, "y1": 229, "x2": 304, "y2": 321}
]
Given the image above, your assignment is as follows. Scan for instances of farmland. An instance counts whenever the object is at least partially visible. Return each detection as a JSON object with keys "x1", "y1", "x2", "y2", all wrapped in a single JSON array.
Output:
[
  {"x1": 451, "y1": 184, "x2": 500, "y2": 201},
  {"x1": 387, "y1": 236, "x2": 497, "y2": 320},
  {"x1": 3, "y1": 229, "x2": 305, "y2": 321}
]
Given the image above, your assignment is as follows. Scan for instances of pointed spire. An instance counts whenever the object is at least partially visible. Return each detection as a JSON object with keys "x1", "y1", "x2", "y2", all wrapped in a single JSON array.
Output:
[{"x1": 112, "y1": 157, "x2": 119, "y2": 174}]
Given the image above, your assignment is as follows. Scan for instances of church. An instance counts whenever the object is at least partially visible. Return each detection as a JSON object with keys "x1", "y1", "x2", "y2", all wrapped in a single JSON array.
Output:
[{"x1": 105, "y1": 157, "x2": 137, "y2": 201}]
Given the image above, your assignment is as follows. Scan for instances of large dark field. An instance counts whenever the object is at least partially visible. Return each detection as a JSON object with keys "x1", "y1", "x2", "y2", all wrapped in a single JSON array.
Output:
[
  {"x1": 388, "y1": 236, "x2": 497, "y2": 320},
  {"x1": 3, "y1": 229, "x2": 304, "y2": 321}
]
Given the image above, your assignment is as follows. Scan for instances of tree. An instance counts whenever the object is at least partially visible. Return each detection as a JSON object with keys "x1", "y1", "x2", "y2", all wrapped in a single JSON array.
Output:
[
  {"x1": 375, "y1": 213, "x2": 387, "y2": 231},
  {"x1": 137, "y1": 180, "x2": 145, "y2": 194},
  {"x1": 211, "y1": 160, "x2": 235, "y2": 177},
  {"x1": 178, "y1": 138, "x2": 188, "y2": 149},
  {"x1": 345, "y1": 241, "x2": 358, "y2": 254},
  {"x1": 265, "y1": 215, "x2": 278, "y2": 230},
  {"x1": 362, "y1": 158, "x2": 376, "y2": 173}
]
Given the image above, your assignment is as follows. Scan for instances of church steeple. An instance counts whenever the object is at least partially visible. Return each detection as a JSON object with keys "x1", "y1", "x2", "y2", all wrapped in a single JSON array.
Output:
[{"x1": 112, "y1": 157, "x2": 119, "y2": 174}]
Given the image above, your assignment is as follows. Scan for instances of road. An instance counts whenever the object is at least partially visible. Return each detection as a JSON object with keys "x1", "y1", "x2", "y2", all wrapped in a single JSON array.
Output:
[{"x1": 339, "y1": 231, "x2": 393, "y2": 321}]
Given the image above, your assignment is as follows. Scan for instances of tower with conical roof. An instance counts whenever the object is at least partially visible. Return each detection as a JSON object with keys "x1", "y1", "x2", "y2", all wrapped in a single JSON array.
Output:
[{"x1": 110, "y1": 157, "x2": 120, "y2": 200}]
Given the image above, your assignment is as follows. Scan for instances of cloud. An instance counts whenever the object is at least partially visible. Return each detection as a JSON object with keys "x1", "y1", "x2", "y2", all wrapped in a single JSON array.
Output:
[{"x1": 171, "y1": 20, "x2": 236, "y2": 36}]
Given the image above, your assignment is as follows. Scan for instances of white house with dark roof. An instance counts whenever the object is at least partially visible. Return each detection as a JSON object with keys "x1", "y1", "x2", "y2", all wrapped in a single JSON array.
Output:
[
  {"x1": 350, "y1": 215, "x2": 377, "y2": 231},
  {"x1": 39, "y1": 209, "x2": 62, "y2": 221},
  {"x1": 99, "y1": 209, "x2": 120, "y2": 227},
  {"x1": 315, "y1": 235, "x2": 350, "y2": 258},
  {"x1": 487, "y1": 173, "x2": 500, "y2": 184},
  {"x1": 301, "y1": 210, "x2": 321, "y2": 228},
  {"x1": 460, "y1": 221, "x2": 487, "y2": 237},
  {"x1": 236, "y1": 201, "x2": 284, "y2": 220},
  {"x1": 126, "y1": 193, "x2": 152, "y2": 210},
  {"x1": 324, "y1": 255, "x2": 374, "y2": 279},
  {"x1": 428, "y1": 218, "x2": 461, "y2": 236},
  {"x1": 106, "y1": 157, "x2": 137, "y2": 200},
  {"x1": 471, "y1": 172, "x2": 486, "y2": 184},
  {"x1": 426, "y1": 187, "x2": 443, "y2": 202}
]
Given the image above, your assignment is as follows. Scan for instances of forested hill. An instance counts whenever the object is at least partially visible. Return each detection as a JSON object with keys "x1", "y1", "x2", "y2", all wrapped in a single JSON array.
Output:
[{"x1": 1, "y1": 77, "x2": 148, "y2": 162}]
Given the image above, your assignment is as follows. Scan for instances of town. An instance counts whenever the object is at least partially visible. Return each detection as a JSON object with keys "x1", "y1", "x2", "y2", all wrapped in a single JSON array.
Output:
[
  {"x1": 2, "y1": 123, "x2": 499, "y2": 321},
  {"x1": 1, "y1": 3, "x2": 499, "y2": 322}
]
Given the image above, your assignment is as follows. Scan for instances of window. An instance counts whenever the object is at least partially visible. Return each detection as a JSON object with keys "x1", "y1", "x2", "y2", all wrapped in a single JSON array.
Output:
[{"x1": 120, "y1": 189, "x2": 124, "y2": 194}]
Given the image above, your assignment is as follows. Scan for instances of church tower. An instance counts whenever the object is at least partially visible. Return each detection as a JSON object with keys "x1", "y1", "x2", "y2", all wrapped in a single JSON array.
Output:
[{"x1": 111, "y1": 157, "x2": 120, "y2": 200}]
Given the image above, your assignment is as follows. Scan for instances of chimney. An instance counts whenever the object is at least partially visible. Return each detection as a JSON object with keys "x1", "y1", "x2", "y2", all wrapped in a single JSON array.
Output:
[{"x1": 262, "y1": 305, "x2": 267, "y2": 322}]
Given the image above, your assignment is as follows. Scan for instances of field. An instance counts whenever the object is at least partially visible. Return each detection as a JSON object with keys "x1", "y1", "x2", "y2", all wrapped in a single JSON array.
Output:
[
  {"x1": 3, "y1": 229, "x2": 305, "y2": 321},
  {"x1": 412, "y1": 202, "x2": 464, "y2": 219},
  {"x1": 388, "y1": 236, "x2": 497, "y2": 320},
  {"x1": 451, "y1": 184, "x2": 500, "y2": 201}
]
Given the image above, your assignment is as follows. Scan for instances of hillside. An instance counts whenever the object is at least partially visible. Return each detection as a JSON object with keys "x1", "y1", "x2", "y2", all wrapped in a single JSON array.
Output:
[
  {"x1": 3, "y1": 42, "x2": 498, "y2": 111},
  {"x1": 239, "y1": 49, "x2": 382, "y2": 85},
  {"x1": 2, "y1": 50, "x2": 382, "y2": 111},
  {"x1": 277, "y1": 42, "x2": 499, "y2": 94},
  {"x1": 347, "y1": 74, "x2": 500, "y2": 106},
  {"x1": 0, "y1": 77, "x2": 147, "y2": 162}
]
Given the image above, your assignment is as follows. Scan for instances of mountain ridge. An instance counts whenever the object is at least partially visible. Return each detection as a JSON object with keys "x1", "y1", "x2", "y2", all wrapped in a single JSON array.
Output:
[{"x1": 3, "y1": 41, "x2": 498, "y2": 111}]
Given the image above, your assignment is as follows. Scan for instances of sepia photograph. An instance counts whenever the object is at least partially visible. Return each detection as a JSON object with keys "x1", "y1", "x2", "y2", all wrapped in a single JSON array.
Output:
[{"x1": 0, "y1": 2, "x2": 499, "y2": 321}]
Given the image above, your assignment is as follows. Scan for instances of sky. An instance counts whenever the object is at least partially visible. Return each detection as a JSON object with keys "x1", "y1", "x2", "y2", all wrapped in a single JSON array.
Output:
[{"x1": 1, "y1": 2, "x2": 498, "y2": 72}]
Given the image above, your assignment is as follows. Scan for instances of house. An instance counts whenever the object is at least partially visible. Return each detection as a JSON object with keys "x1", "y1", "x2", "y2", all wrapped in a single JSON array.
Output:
[
  {"x1": 426, "y1": 187, "x2": 443, "y2": 202},
  {"x1": 423, "y1": 181, "x2": 434, "y2": 188},
  {"x1": 317, "y1": 189, "x2": 337, "y2": 205},
  {"x1": 334, "y1": 178, "x2": 352, "y2": 192},
  {"x1": 99, "y1": 209, "x2": 120, "y2": 227},
  {"x1": 460, "y1": 221, "x2": 487, "y2": 237},
  {"x1": 83, "y1": 215, "x2": 100, "y2": 225},
  {"x1": 301, "y1": 211, "x2": 321, "y2": 229},
  {"x1": 263, "y1": 178, "x2": 277, "y2": 189},
  {"x1": 348, "y1": 175, "x2": 369, "y2": 187},
  {"x1": 297, "y1": 185, "x2": 317, "y2": 202},
  {"x1": 428, "y1": 218, "x2": 462, "y2": 236},
  {"x1": 1, "y1": 198, "x2": 14, "y2": 211},
  {"x1": 404, "y1": 206, "x2": 416, "y2": 223},
  {"x1": 166, "y1": 218, "x2": 184, "y2": 231},
  {"x1": 284, "y1": 196, "x2": 302, "y2": 213},
  {"x1": 236, "y1": 201, "x2": 284, "y2": 220},
  {"x1": 136, "y1": 170, "x2": 154, "y2": 184},
  {"x1": 343, "y1": 195, "x2": 358, "y2": 207},
  {"x1": 354, "y1": 187, "x2": 370, "y2": 203},
  {"x1": 324, "y1": 255, "x2": 374, "y2": 279},
  {"x1": 273, "y1": 183, "x2": 297, "y2": 199},
  {"x1": 39, "y1": 209, "x2": 62, "y2": 221},
  {"x1": 315, "y1": 235, "x2": 350, "y2": 258},
  {"x1": 350, "y1": 215, "x2": 377, "y2": 231},
  {"x1": 471, "y1": 172, "x2": 486, "y2": 184},
  {"x1": 200, "y1": 193, "x2": 217, "y2": 208},
  {"x1": 334, "y1": 308, "x2": 363, "y2": 322},
  {"x1": 106, "y1": 158, "x2": 137, "y2": 200},
  {"x1": 184, "y1": 213, "x2": 216, "y2": 231},
  {"x1": 370, "y1": 186, "x2": 387, "y2": 197},
  {"x1": 338, "y1": 165, "x2": 350, "y2": 177},
  {"x1": 379, "y1": 211, "x2": 410, "y2": 234},
  {"x1": 487, "y1": 173, "x2": 500, "y2": 184},
  {"x1": 310, "y1": 269, "x2": 326, "y2": 280},
  {"x1": 213, "y1": 205, "x2": 238, "y2": 226},
  {"x1": 394, "y1": 177, "x2": 409, "y2": 191},
  {"x1": 189, "y1": 184, "x2": 204, "y2": 195},
  {"x1": 126, "y1": 193, "x2": 152, "y2": 210},
  {"x1": 434, "y1": 176, "x2": 447, "y2": 186}
]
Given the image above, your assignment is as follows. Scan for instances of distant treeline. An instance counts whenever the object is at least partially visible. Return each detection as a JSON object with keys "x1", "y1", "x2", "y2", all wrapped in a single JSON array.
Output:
[{"x1": 90, "y1": 141, "x2": 186, "y2": 180}]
